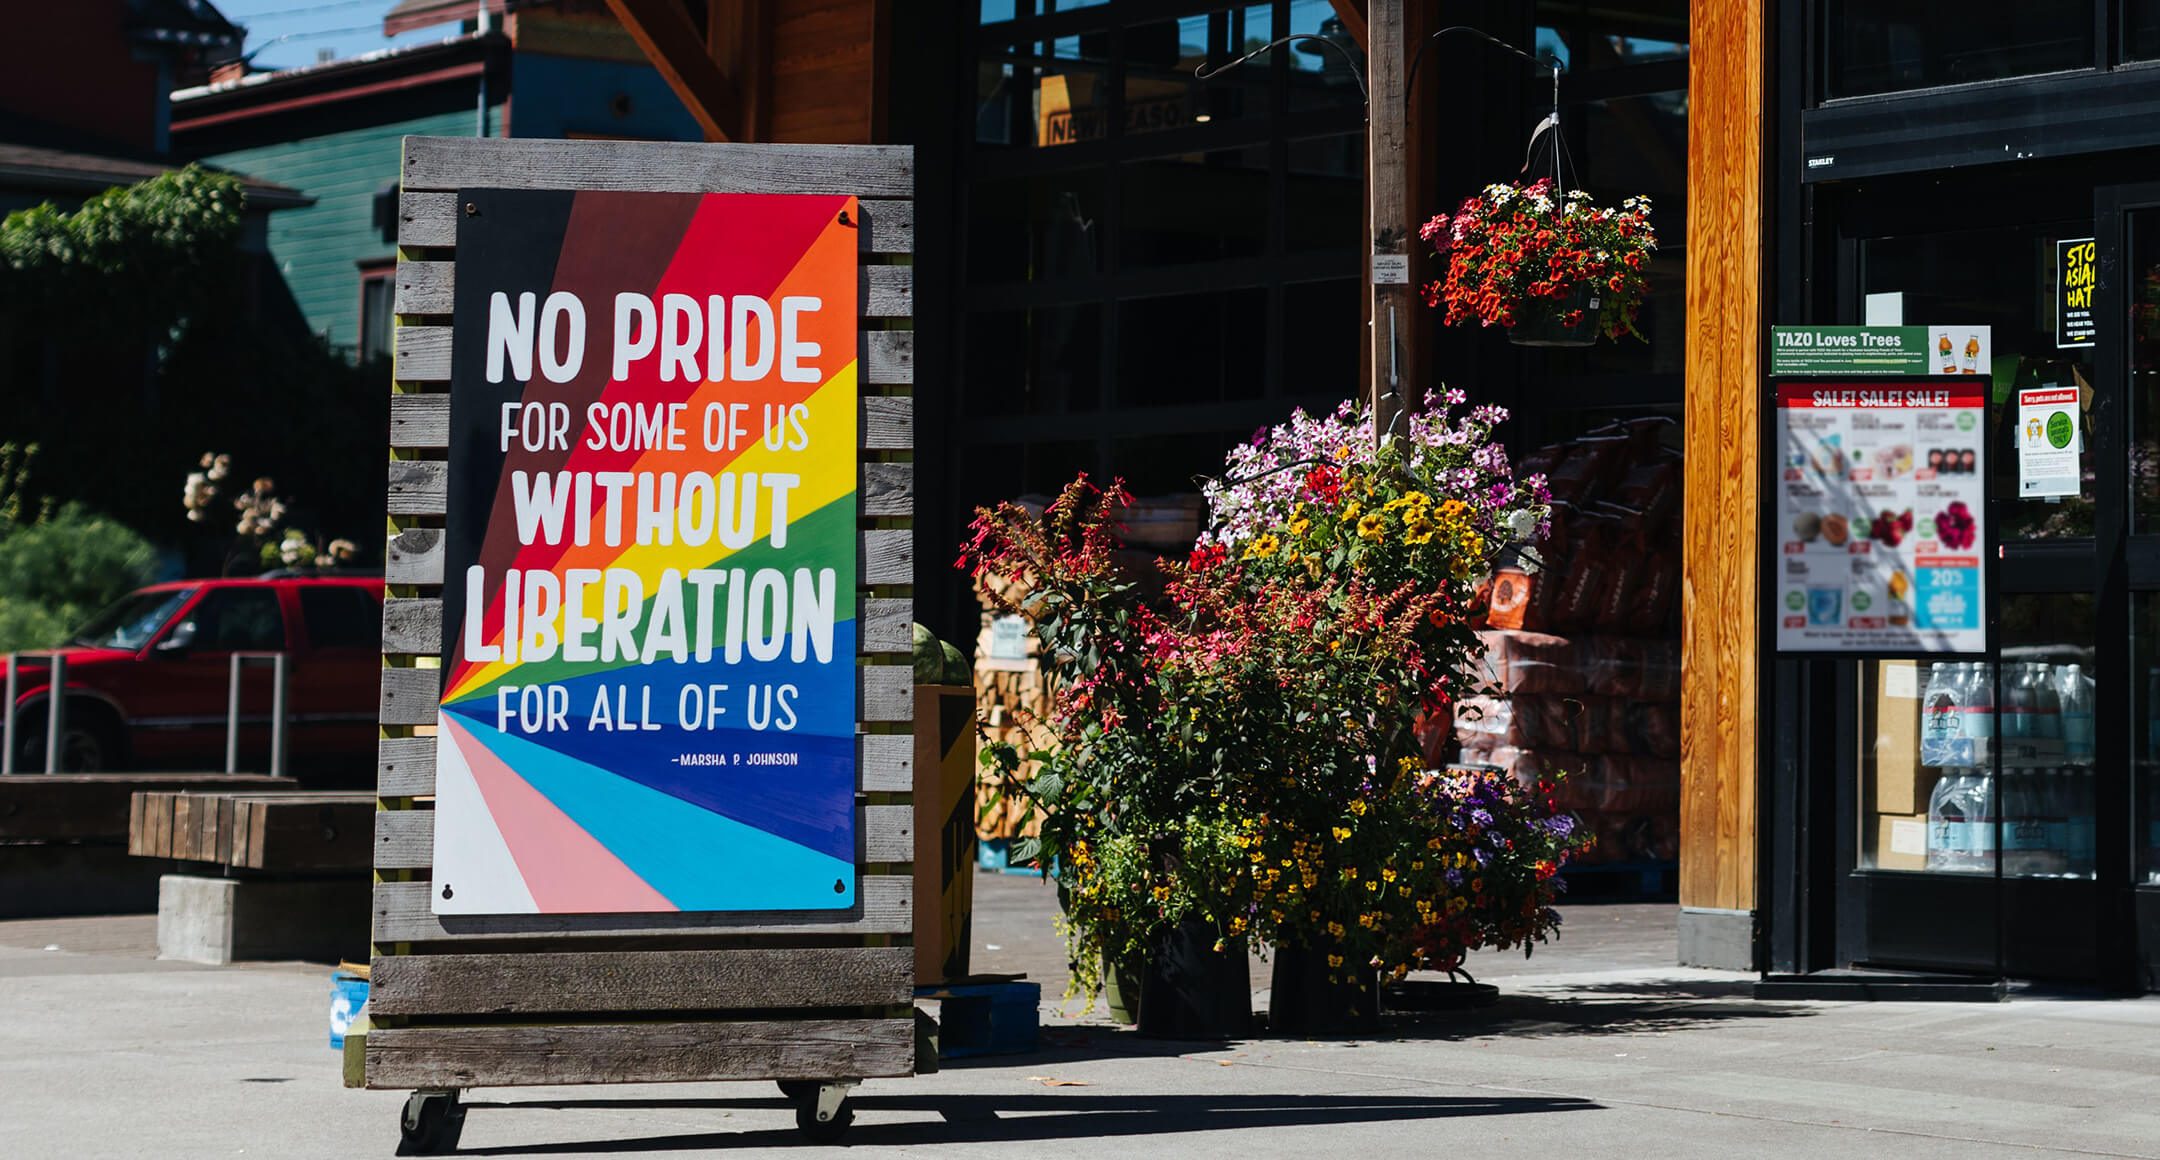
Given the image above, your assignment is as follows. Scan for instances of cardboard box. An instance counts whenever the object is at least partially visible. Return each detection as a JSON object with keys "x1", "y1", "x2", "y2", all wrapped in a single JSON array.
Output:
[
  {"x1": 1873, "y1": 812, "x2": 1930, "y2": 872},
  {"x1": 1871, "y1": 660, "x2": 1935, "y2": 814},
  {"x1": 915, "y1": 684, "x2": 980, "y2": 987}
]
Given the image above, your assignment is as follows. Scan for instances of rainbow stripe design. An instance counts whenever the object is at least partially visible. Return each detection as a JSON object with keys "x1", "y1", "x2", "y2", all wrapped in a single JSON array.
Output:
[{"x1": 430, "y1": 190, "x2": 859, "y2": 915}]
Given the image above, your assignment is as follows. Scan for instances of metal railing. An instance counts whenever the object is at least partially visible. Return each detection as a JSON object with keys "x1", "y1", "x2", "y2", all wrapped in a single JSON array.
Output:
[{"x1": 2, "y1": 651, "x2": 291, "y2": 777}]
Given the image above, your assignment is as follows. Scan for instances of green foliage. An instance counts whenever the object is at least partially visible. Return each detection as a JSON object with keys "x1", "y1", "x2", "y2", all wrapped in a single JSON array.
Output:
[
  {"x1": 0, "y1": 164, "x2": 245, "y2": 334},
  {"x1": 0, "y1": 503, "x2": 158, "y2": 651}
]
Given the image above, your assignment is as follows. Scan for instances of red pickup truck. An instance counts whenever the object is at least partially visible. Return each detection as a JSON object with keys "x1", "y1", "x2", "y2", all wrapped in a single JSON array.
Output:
[{"x1": 11, "y1": 575, "x2": 383, "y2": 782}]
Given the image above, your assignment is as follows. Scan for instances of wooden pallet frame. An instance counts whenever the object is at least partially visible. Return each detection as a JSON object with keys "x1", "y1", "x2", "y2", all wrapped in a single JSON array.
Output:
[{"x1": 369, "y1": 137, "x2": 916, "y2": 1092}]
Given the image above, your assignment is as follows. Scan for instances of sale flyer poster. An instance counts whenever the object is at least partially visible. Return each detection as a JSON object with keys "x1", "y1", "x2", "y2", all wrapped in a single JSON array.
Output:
[
  {"x1": 1774, "y1": 380, "x2": 1986, "y2": 654},
  {"x1": 431, "y1": 190, "x2": 860, "y2": 914}
]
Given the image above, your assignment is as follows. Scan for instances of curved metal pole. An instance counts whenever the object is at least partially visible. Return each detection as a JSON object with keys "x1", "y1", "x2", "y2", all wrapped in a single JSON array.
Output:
[
  {"x1": 1404, "y1": 24, "x2": 1561, "y2": 112},
  {"x1": 1194, "y1": 34, "x2": 1369, "y2": 104}
]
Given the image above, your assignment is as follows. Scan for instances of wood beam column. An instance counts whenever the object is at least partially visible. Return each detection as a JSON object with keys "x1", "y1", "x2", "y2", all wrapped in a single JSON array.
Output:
[
  {"x1": 1366, "y1": 0, "x2": 1408, "y2": 443},
  {"x1": 1679, "y1": 0, "x2": 1763, "y2": 939}
]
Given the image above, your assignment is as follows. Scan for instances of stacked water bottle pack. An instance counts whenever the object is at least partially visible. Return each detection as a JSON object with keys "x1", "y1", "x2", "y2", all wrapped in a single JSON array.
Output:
[{"x1": 1913, "y1": 660, "x2": 2095, "y2": 877}]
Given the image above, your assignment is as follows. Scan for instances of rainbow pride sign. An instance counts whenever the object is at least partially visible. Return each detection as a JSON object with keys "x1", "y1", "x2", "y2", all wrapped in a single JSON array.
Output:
[{"x1": 430, "y1": 190, "x2": 859, "y2": 915}]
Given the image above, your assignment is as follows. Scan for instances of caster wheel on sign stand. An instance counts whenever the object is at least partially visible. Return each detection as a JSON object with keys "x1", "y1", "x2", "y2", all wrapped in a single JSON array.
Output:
[
  {"x1": 792, "y1": 1079, "x2": 858, "y2": 1144},
  {"x1": 794, "y1": 1100, "x2": 853, "y2": 1143},
  {"x1": 397, "y1": 1089, "x2": 466, "y2": 1155}
]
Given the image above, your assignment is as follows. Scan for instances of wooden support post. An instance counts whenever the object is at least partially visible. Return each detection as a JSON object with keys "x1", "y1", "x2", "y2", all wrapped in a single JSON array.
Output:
[
  {"x1": 1679, "y1": 0, "x2": 1762, "y2": 961},
  {"x1": 1366, "y1": 0, "x2": 1408, "y2": 447}
]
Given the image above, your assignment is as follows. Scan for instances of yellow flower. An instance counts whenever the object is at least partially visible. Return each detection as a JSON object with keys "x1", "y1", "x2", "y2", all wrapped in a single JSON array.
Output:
[
  {"x1": 1441, "y1": 499, "x2": 1469, "y2": 517},
  {"x1": 1381, "y1": 868, "x2": 1397, "y2": 882},
  {"x1": 1404, "y1": 521, "x2": 1435, "y2": 545},
  {"x1": 1331, "y1": 826, "x2": 1351, "y2": 842},
  {"x1": 1364, "y1": 879, "x2": 1379, "y2": 892},
  {"x1": 1358, "y1": 513, "x2": 1386, "y2": 542},
  {"x1": 1348, "y1": 799, "x2": 1368, "y2": 816},
  {"x1": 1327, "y1": 953, "x2": 1345, "y2": 968},
  {"x1": 1340, "y1": 500, "x2": 1362, "y2": 522},
  {"x1": 1288, "y1": 517, "x2": 1311, "y2": 536},
  {"x1": 1245, "y1": 533, "x2": 1281, "y2": 560},
  {"x1": 1406, "y1": 491, "x2": 1432, "y2": 508},
  {"x1": 1327, "y1": 921, "x2": 1346, "y2": 938},
  {"x1": 1329, "y1": 639, "x2": 1342, "y2": 652}
]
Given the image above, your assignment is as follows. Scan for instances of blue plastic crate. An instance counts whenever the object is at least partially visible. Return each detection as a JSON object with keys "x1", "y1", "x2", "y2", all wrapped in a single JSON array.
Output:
[
  {"x1": 918, "y1": 980, "x2": 1040, "y2": 1058},
  {"x1": 330, "y1": 969, "x2": 368, "y2": 1050}
]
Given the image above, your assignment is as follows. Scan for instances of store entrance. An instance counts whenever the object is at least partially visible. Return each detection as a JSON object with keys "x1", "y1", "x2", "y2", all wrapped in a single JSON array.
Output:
[{"x1": 1820, "y1": 182, "x2": 2160, "y2": 988}]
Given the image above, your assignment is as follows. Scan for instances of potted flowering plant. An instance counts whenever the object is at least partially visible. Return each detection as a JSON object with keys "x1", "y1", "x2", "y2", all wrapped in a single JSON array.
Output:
[
  {"x1": 962, "y1": 394, "x2": 1590, "y2": 1038},
  {"x1": 1419, "y1": 179, "x2": 1656, "y2": 347},
  {"x1": 1198, "y1": 393, "x2": 1585, "y2": 1031},
  {"x1": 963, "y1": 480, "x2": 1260, "y2": 1036}
]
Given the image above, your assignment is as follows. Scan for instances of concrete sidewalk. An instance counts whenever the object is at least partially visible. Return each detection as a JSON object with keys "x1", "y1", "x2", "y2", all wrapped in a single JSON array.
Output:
[{"x1": 3, "y1": 885, "x2": 2157, "y2": 1158}]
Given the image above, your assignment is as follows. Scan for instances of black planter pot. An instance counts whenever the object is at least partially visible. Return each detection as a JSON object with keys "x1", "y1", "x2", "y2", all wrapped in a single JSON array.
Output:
[
  {"x1": 1508, "y1": 288, "x2": 1602, "y2": 347},
  {"x1": 1136, "y1": 920, "x2": 1252, "y2": 1040},
  {"x1": 1268, "y1": 944, "x2": 1380, "y2": 1037}
]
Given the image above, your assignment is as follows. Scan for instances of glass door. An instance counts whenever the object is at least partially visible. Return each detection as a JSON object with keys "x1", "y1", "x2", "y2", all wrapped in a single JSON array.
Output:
[
  {"x1": 2102, "y1": 185, "x2": 2160, "y2": 991},
  {"x1": 1838, "y1": 207, "x2": 2108, "y2": 982}
]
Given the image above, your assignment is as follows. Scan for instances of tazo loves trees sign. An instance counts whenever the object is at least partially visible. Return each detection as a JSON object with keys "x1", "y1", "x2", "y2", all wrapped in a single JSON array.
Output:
[{"x1": 432, "y1": 190, "x2": 859, "y2": 915}]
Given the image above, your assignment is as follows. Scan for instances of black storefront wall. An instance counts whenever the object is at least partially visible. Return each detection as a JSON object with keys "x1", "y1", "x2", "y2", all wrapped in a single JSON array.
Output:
[{"x1": 1767, "y1": 0, "x2": 2160, "y2": 992}]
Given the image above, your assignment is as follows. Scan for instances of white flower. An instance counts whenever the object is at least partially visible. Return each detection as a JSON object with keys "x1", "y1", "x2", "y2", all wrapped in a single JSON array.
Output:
[{"x1": 1506, "y1": 509, "x2": 1538, "y2": 541}]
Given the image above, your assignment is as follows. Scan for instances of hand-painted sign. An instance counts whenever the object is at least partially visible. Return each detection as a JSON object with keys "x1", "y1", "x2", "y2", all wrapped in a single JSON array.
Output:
[
  {"x1": 2057, "y1": 237, "x2": 2097, "y2": 348},
  {"x1": 1773, "y1": 380, "x2": 1987, "y2": 654},
  {"x1": 432, "y1": 189, "x2": 859, "y2": 915},
  {"x1": 1770, "y1": 326, "x2": 1991, "y2": 377}
]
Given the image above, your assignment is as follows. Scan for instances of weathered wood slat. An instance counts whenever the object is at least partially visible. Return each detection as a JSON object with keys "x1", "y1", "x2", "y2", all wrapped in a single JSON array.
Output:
[
  {"x1": 860, "y1": 597, "x2": 911, "y2": 654},
  {"x1": 402, "y1": 137, "x2": 914, "y2": 197},
  {"x1": 860, "y1": 529, "x2": 912, "y2": 586},
  {"x1": 861, "y1": 462, "x2": 913, "y2": 518},
  {"x1": 378, "y1": 736, "x2": 435, "y2": 797},
  {"x1": 862, "y1": 264, "x2": 911, "y2": 317},
  {"x1": 385, "y1": 527, "x2": 445, "y2": 585},
  {"x1": 387, "y1": 460, "x2": 447, "y2": 517},
  {"x1": 861, "y1": 395, "x2": 911, "y2": 451},
  {"x1": 380, "y1": 666, "x2": 441, "y2": 726},
  {"x1": 857, "y1": 200, "x2": 912, "y2": 254},
  {"x1": 381, "y1": 597, "x2": 437, "y2": 654},
  {"x1": 394, "y1": 261, "x2": 455, "y2": 315},
  {"x1": 389, "y1": 395, "x2": 450, "y2": 449},
  {"x1": 394, "y1": 326, "x2": 453, "y2": 382},
  {"x1": 372, "y1": 876, "x2": 913, "y2": 942},
  {"x1": 859, "y1": 733, "x2": 911, "y2": 794},
  {"x1": 371, "y1": 733, "x2": 909, "y2": 798},
  {"x1": 367, "y1": 946, "x2": 914, "y2": 1015},
  {"x1": 862, "y1": 330, "x2": 913, "y2": 385},
  {"x1": 374, "y1": 803, "x2": 914, "y2": 870},
  {"x1": 399, "y1": 191, "x2": 458, "y2": 248},
  {"x1": 366, "y1": 1018, "x2": 915, "y2": 1089},
  {"x1": 859, "y1": 665, "x2": 911, "y2": 723}
]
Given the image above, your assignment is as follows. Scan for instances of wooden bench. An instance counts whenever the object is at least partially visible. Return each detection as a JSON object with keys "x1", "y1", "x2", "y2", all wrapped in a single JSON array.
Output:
[
  {"x1": 127, "y1": 789, "x2": 375, "y2": 964},
  {"x1": 0, "y1": 772, "x2": 288, "y2": 917},
  {"x1": 130, "y1": 790, "x2": 374, "y2": 871}
]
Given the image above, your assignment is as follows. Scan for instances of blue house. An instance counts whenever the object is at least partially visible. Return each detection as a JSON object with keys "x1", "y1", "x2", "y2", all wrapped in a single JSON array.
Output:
[{"x1": 170, "y1": 3, "x2": 704, "y2": 361}]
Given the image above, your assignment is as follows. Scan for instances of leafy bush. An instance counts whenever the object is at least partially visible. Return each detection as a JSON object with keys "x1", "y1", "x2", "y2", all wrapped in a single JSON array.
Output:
[{"x1": 0, "y1": 503, "x2": 157, "y2": 650}]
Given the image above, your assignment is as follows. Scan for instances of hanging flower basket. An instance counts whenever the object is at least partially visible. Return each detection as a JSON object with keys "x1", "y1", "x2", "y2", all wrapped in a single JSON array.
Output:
[
  {"x1": 1506, "y1": 286, "x2": 1602, "y2": 348},
  {"x1": 1420, "y1": 179, "x2": 1655, "y2": 346}
]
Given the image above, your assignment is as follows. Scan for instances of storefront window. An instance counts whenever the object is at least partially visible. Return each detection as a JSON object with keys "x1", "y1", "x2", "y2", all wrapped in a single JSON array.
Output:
[
  {"x1": 2131, "y1": 211, "x2": 2160, "y2": 533},
  {"x1": 1863, "y1": 595, "x2": 2096, "y2": 879},
  {"x1": 1860, "y1": 224, "x2": 2095, "y2": 540},
  {"x1": 1823, "y1": 0, "x2": 2095, "y2": 99},
  {"x1": 1535, "y1": 0, "x2": 1689, "y2": 71}
]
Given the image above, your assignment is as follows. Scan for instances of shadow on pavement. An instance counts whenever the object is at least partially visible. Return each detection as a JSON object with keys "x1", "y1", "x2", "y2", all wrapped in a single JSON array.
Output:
[{"x1": 454, "y1": 1091, "x2": 1600, "y2": 1153}]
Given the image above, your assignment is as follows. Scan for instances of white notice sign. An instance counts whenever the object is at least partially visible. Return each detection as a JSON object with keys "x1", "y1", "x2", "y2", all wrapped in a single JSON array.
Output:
[{"x1": 2016, "y1": 387, "x2": 2082, "y2": 498}]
